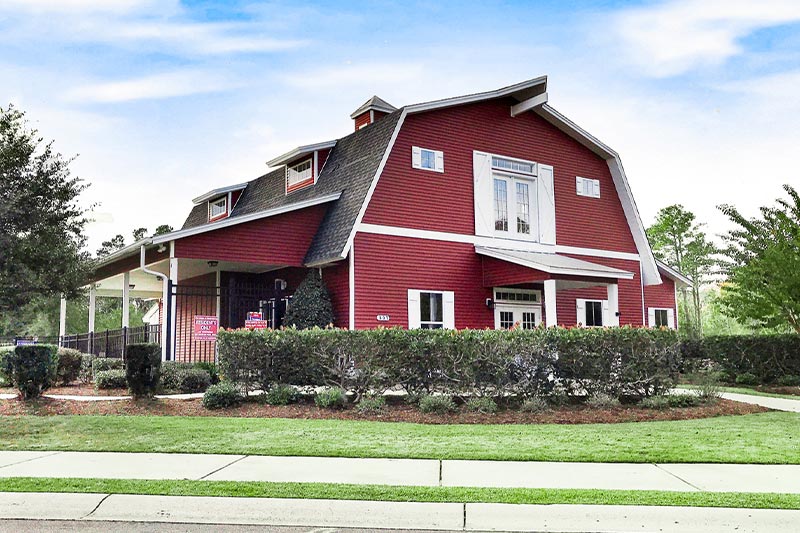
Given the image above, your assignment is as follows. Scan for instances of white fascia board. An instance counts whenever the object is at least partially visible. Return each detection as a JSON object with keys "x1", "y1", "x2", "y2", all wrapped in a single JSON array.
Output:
[
  {"x1": 266, "y1": 140, "x2": 337, "y2": 168},
  {"x1": 191, "y1": 182, "x2": 249, "y2": 205},
  {"x1": 510, "y1": 92, "x2": 549, "y2": 117},
  {"x1": 350, "y1": 103, "x2": 396, "y2": 119},
  {"x1": 152, "y1": 192, "x2": 342, "y2": 245},
  {"x1": 537, "y1": 103, "x2": 661, "y2": 286},
  {"x1": 404, "y1": 76, "x2": 548, "y2": 114},
  {"x1": 92, "y1": 238, "x2": 153, "y2": 269},
  {"x1": 476, "y1": 247, "x2": 635, "y2": 280},
  {"x1": 657, "y1": 260, "x2": 694, "y2": 287}
]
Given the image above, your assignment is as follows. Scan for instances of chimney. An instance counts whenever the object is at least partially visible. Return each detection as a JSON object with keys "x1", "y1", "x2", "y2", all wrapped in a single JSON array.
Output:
[{"x1": 350, "y1": 96, "x2": 397, "y2": 131}]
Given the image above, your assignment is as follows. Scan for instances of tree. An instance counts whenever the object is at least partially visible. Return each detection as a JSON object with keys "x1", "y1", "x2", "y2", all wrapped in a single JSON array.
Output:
[
  {"x1": 132, "y1": 227, "x2": 148, "y2": 241},
  {"x1": 96, "y1": 234, "x2": 125, "y2": 257},
  {"x1": 718, "y1": 185, "x2": 800, "y2": 333},
  {"x1": 0, "y1": 105, "x2": 89, "y2": 313},
  {"x1": 154, "y1": 224, "x2": 173, "y2": 236},
  {"x1": 282, "y1": 270, "x2": 335, "y2": 329},
  {"x1": 646, "y1": 205, "x2": 717, "y2": 335}
]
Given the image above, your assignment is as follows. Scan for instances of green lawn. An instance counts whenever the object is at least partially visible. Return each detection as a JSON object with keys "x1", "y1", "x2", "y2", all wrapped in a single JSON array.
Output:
[
  {"x1": 0, "y1": 477, "x2": 798, "y2": 510},
  {"x1": 679, "y1": 384, "x2": 800, "y2": 400},
  {"x1": 2, "y1": 412, "x2": 799, "y2": 463}
]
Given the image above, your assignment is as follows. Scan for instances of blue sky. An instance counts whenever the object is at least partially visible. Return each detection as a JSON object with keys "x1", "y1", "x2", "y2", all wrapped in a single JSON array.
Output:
[{"x1": 2, "y1": 0, "x2": 799, "y2": 252}]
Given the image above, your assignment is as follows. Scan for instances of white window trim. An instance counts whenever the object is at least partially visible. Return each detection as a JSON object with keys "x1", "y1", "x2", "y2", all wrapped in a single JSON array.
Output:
[
  {"x1": 492, "y1": 171, "x2": 538, "y2": 241},
  {"x1": 648, "y1": 307, "x2": 676, "y2": 329},
  {"x1": 408, "y1": 289, "x2": 455, "y2": 329},
  {"x1": 411, "y1": 146, "x2": 444, "y2": 173},
  {"x1": 286, "y1": 158, "x2": 314, "y2": 191},
  {"x1": 208, "y1": 196, "x2": 227, "y2": 220},
  {"x1": 576, "y1": 176, "x2": 600, "y2": 198},
  {"x1": 491, "y1": 154, "x2": 538, "y2": 176},
  {"x1": 576, "y1": 298, "x2": 608, "y2": 327},
  {"x1": 494, "y1": 287, "x2": 542, "y2": 304}
]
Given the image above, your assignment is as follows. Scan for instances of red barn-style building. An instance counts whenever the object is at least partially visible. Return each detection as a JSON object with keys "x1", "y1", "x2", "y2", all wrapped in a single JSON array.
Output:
[{"x1": 76, "y1": 76, "x2": 691, "y2": 361}]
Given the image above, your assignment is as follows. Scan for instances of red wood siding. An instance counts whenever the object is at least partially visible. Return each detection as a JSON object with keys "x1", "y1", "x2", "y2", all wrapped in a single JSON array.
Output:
[
  {"x1": 362, "y1": 99, "x2": 638, "y2": 254},
  {"x1": 173, "y1": 205, "x2": 327, "y2": 266},
  {"x1": 644, "y1": 277, "x2": 677, "y2": 315},
  {"x1": 230, "y1": 189, "x2": 243, "y2": 210},
  {"x1": 322, "y1": 259, "x2": 350, "y2": 328},
  {"x1": 354, "y1": 112, "x2": 371, "y2": 130},
  {"x1": 482, "y1": 256, "x2": 550, "y2": 287}
]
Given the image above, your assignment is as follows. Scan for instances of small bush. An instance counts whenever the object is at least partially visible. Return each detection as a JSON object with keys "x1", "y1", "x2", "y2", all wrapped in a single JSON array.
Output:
[
  {"x1": 125, "y1": 343, "x2": 161, "y2": 399},
  {"x1": 94, "y1": 369, "x2": 127, "y2": 390},
  {"x1": 56, "y1": 348, "x2": 83, "y2": 385},
  {"x1": 520, "y1": 397, "x2": 549, "y2": 413},
  {"x1": 694, "y1": 372, "x2": 722, "y2": 402},
  {"x1": 161, "y1": 363, "x2": 211, "y2": 394},
  {"x1": 585, "y1": 393, "x2": 620, "y2": 409},
  {"x1": 92, "y1": 357, "x2": 123, "y2": 376},
  {"x1": 735, "y1": 372, "x2": 759, "y2": 386},
  {"x1": 2, "y1": 345, "x2": 59, "y2": 399},
  {"x1": 465, "y1": 397, "x2": 498, "y2": 414},
  {"x1": 202, "y1": 382, "x2": 242, "y2": 409},
  {"x1": 418, "y1": 394, "x2": 456, "y2": 415},
  {"x1": 194, "y1": 362, "x2": 220, "y2": 384},
  {"x1": 265, "y1": 383, "x2": 298, "y2": 406},
  {"x1": 777, "y1": 375, "x2": 800, "y2": 387},
  {"x1": 356, "y1": 395, "x2": 387, "y2": 414},
  {"x1": 640, "y1": 396, "x2": 671, "y2": 409},
  {"x1": 314, "y1": 387, "x2": 347, "y2": 409},
  {"x1": 79, "y1": 354, "x2": 94, "y2": 383},
  {"x1": 666, "y1": 393, "x2": 702, "y2": 408}
]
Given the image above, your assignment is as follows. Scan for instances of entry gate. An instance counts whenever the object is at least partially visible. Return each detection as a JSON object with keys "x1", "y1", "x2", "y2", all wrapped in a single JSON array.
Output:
[{"x1": 166, "y1": 282, "x2": 289, "y2": 363}]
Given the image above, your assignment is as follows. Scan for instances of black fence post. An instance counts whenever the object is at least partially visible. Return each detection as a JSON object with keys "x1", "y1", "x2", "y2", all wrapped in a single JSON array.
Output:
[
  {"x1": 104, "y1": 329, "x2": 109, "y2": 357},
  {"x1": 89, "y1": 331, "x2": 94, "y2": 356},
  {"x1": 122, "y1": 326, "x2": 128, "y2": 360}
]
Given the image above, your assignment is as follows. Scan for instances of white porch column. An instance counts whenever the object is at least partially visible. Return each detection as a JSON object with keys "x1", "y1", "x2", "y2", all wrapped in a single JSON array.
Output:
[
  {"x1": 88, "y1": 284, "x2": 97, "y2": 333},
  {"x1": 544, "y1": 279, "x2": 558, "y2": 327},
  {"x1": 122, "y1": 271, "x2": 130, "y2": 328},
  {"x1": 607, "y1": 283, "x2": 620, "y2": 327},
  {"x1": 168, "y1": 246, "x2": 178, "y2": 360},
  {"x1": 58, "y1": 296, "x2": 67, "y2": 342}
]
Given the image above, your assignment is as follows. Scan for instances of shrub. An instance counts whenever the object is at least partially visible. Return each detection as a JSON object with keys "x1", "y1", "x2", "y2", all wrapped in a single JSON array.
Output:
[
  {"x1": 735, "y1": 372, "x2": 760, "y2": 386},
  {"x1": 125, "y1": 343, "x2": 161, "y2": 399},
  {"x1": 520, "y1": 397, "x2": 549, "y2": 413},
  {"x1": 161, "y1": 363, "x2": 212, "y2": 394},
  {"x1": 355, "y1": 395, "x2": 386, "y2": 414},
  {"x1": 94, "y1": 369, "x2": 126, "y2": 390},
  {"x1": 314, "y1": 387, "x2": 347, "y2": 409},
  {"x1": 2, "y1": 345, "x2": 59, "y2": 399},
  {"x1": 777, "y1": 375, "x2": 800, "y2": 387},
  {"x1": 419, "y1": 394, "x2": 456, "y2": 415},
  {"x1": 202, "y1": 382, "x2": 242, "y2": 409},
  {"x1": 56, "y1": 348, "x2": 83, "y2": 385},
  {"x1": 640, "y1": 396, "x2": 670, "y2": 409},
  {"x1": 92, "y1": 357, "x2": 123, "y2": 376},
  {"x1": 694, "y1": 372, "x2": 722, "y2": 402},
  {"x1": 465, "y1": 396, "x2": 498, "y2": 414},
  {"x1": 265, "y1": 383, "x2": 298, "y2": 406},
  {"x1": 194, "y1": 362, "x2": 220, "y2": 384},
  {"x1": 79, "y1": 354, "x2": 95, "y2": 383},
  {"x1": 585, "y1": 393, "x2": 620, "y2": 409},
  {"x1": 666, "y1": 393, "x2": 702, "y2": 408},
  {"x1": 282, "y1": 270, "x2": 335, "y2": 329}
]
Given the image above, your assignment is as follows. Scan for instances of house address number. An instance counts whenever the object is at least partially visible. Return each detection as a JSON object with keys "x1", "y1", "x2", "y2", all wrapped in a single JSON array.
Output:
[{"x1": 376, "y1": 315, "x2": 390, "y2": 322}]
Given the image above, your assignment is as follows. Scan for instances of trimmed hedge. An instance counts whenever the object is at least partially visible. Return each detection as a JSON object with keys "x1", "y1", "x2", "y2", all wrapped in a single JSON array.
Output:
[
  {"x1": 682, "y1": 334, "x2": 800, "y2": 384},
  {"x1": 160, "y1": 362, "x2": 212, "y2": 394},
  {"x1": 92, "y1": 357, "x2": 123, "y2": 376},
  {"x1": 1, "y1": 345, "x2": 59, "y2": 399},
  {"x1": 56, "y1": 348, "x2": 83, "y2": 385},
  {"x1": 125, "y1": 343, "x2": 161, "y2": 399},
  {"x1": 217, "y1": 327, "x2": 681, "y2": 400},
  {"x1": 94, "y1": 369, "x2": 126, "y2": 390}
]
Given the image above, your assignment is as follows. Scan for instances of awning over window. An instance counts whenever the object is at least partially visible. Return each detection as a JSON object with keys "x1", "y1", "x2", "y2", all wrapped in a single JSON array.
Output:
[{"x1": 476, "y1": 246, "x2": 635, "y2": 280}]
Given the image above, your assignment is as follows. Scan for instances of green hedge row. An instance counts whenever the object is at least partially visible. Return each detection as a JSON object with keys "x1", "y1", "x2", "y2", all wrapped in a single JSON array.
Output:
[
  {"x1": 682, "y1": 334, "x2": 800, "y2": 384},
  {"x1": 217, "y1": 327, "x2": 681, "y2": 399}
]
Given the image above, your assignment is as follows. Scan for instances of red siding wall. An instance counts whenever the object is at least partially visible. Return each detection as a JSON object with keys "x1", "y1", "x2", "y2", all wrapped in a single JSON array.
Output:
[
  {"x1": 173, "y1": 205, "x2": 327, "y2": 267},
  {"x1": 362, "y1": 99, "x2": 638, "y2": 254},
  {"x1": 644, "y1": 276, "x2": 677, "y2": 320},
  {"x1": 322, "y1": 259, "x2": 350, "y2": 328},
  {"x1": 354, "y1": 112, "x2": 371, "y2": 130},
  {"x1": 482, "y1": 256, "x2": 550, "y2": 287}
]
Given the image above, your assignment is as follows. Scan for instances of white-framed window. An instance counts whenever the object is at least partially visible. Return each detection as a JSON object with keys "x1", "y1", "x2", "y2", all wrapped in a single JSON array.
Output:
[
  {"x1": 491, "y1": 156, "x2": 538, "y2": 240},
  {"x1": 408, "y1": 289, "x2": 455, "y2": 329},
  {"x1": 576, "y1": 176, "x2": 600, "y2": 198},
  {"x1": 494, "y1": 288, "x2": 541, "y2": 304},
  {"x1": 287, "y1": 158, "x2": 313, "y2": 190},
  {"x1": 209, "y1": 196, "x2": 227, "y2": 219},
  {"x1": 576, "y1": 299, "x2": 607, "y2": 327},
  {"x1": 648, "y1": 307, "x2": 676, "y2": 329},
  {"x1": 412, "y1": 146, "x2": 444, "y2": 173}
]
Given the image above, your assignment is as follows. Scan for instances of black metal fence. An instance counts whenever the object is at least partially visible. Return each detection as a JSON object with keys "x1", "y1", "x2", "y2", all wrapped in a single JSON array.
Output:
[{"x1": 0, "y1": 325, "x2": 161, "y2": 359}]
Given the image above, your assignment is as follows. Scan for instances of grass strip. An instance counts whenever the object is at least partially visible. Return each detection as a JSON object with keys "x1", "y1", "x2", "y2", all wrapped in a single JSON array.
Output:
[
  {"x1": 2, "y1": 412, "x2": 800, "y2": 463},
  {"x1": 679, "y1": 384, "x2": 800, "y2": 400},
  {"x1": 0, "y1": 477, "x2": 799, "y2": 510}
]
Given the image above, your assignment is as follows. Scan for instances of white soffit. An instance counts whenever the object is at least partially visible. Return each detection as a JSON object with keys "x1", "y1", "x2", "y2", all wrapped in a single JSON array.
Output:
[{"x1": 476, "y1": 246, "x2": 635, "y2": 280}]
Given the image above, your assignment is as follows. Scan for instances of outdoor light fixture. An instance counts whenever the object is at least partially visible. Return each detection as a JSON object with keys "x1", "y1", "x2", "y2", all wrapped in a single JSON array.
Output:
[
  {"x1": 156, "y1": 244, "x2": 167, "y2": 253},
  {"x1": 485, "y1": 298, "x2": 495, "y2": 310},
  {"x1": 128, "y1": 284, "x2": 135, "y2": 291},
  {"x1": 207, "y1": 261, "x2": 219, "y2": 268}
]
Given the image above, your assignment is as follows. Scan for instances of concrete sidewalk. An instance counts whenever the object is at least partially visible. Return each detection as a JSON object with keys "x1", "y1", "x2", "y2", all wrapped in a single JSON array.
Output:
[
  {"x1": 1, "y1": 451, "x2": 799, "y2": 493},
  {"x1": 1, "y1": 492, "x2": 798, "y2": 532}
]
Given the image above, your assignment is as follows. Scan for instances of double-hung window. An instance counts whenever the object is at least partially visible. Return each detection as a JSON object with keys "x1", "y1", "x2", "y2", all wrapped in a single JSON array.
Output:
[{"x1": 491, "y1": 156, "x2": 538, "y2": 240}]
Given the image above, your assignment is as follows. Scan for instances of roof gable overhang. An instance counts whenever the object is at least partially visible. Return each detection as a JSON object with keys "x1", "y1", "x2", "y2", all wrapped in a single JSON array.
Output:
[
  {"x1": 192, "y1": 182, "x2": 248, "y2": 205},
  {"x1": 404, "y1": 76, "x2": 548, "y2": 116},
  {"x1": 266, "y1": 140, "x2": 337, "y2": 168},
  {"x1": 656, "y1": 260, "x2": 693, "y2": 288}
]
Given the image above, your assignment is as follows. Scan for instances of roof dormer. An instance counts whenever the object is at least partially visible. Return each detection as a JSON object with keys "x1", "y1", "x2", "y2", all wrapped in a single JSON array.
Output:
[
  {"x1": 350, "y1": 96, "x2": 396, "y2": 131},
  {"x1": 266, "y1": 140, "x2": 336, "y2": 194},
  {"x1": 192, "y1": 182, "x2": 247, "y2": 222}
]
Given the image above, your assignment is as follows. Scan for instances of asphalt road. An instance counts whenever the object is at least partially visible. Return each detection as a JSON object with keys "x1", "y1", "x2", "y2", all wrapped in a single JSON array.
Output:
[{"x1": 0, "y1": 521, "x2": 471, "y2": 533}]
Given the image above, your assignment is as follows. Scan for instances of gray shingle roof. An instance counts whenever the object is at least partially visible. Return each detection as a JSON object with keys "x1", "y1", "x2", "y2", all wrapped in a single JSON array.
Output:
[
  {"x1": 349, "y1": 95, "x2": 397, "y2": 118},
  {"x1": 180, "y1": 109, "x2": 403, "y2": 266}
]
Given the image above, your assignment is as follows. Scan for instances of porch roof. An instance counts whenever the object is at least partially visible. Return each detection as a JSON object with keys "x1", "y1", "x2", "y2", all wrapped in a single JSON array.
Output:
[{"x1": 476, "y1": 246, "x2": 635, "y2": 280}]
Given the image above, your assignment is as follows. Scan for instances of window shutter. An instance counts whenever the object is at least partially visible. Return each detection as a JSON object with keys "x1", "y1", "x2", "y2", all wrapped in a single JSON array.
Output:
[
  {"x1": 648, "y1": 308, "x2": 656, "y2": 327},
  {"x1": 411, "y1": 146, "x2": 422, "y2": 169},
  {"x1": 667, "y1": 309, "x2": 675, "y2": 329},
  {"x1": 602, "y1": 299, "x2": 610, "y2": 326},
  {"x1": 435, "y1": 150, "x2": 444, "y2": 173},
  {"x1": 538, "y1": 164, "x2": 556, "y2": 244},
  {"x1": 443, "y1": 291, "x2": 455, "y2": 329},
  {"x1": 575, "y1": 176, "x2": 583, "y2": 195},
  {"x1": 407, "y1": 289, "x2": 421, "y2": 329},
  {"x1": 473, "y1": 151, "x2": 494, "y2": 237},
  {"x1": 592, "y1": 179, "x2": 600, "y2": 198},
  {"x1": 576, "y1": 299, "x2": 585, "y2": 326}
]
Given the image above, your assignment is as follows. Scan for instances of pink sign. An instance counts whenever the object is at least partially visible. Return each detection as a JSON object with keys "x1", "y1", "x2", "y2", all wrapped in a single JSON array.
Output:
[
  {"x1": 245, "y1": 319, "x2": 268, "y2": 330},
  {"x1": 193, "y1": 315, "x2": 219, "y2": 341}
]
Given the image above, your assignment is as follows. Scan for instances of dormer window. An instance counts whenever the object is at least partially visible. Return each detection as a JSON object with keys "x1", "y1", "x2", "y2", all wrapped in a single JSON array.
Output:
[
  {"x1": 209, "y1": 196, "x2": 227, "y2": 220},
  {"x1": 286, "y1": 158, "x2": 313, "y2": 192}
]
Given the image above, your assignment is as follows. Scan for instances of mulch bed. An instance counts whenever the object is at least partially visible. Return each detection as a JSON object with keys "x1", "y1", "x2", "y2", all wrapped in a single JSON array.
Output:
[{"x1": 0, "y1": 387, "x2": 766, "y2": 424}]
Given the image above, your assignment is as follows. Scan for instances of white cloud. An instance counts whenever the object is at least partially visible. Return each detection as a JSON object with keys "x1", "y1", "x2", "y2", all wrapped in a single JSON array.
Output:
[
  {"x1": 0, "y1": 0, "x2": 168, "y2": 14},
  {"x1": 612, "y1": 0, "x2": 800, "y2": 77},
  {"x1": 65, "y1": 71, "x2": 239, "y2": 103},
  {"x1": 283, "y1": 62, "x2": 425, "y2": 90}
]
